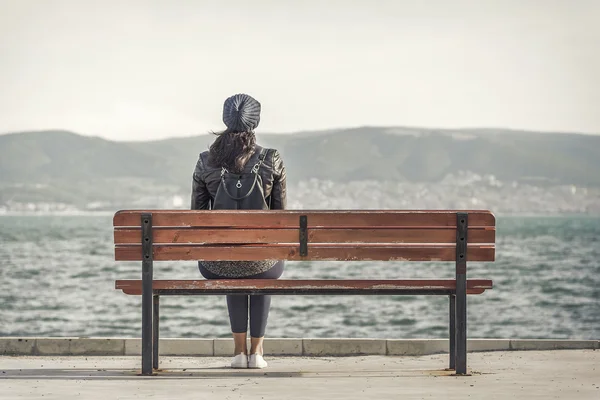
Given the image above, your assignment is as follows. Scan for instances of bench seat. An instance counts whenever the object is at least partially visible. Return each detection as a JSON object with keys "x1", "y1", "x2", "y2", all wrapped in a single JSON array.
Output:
[{"x1": 116, "y1": 279, "x2": 493, "y2": 296}]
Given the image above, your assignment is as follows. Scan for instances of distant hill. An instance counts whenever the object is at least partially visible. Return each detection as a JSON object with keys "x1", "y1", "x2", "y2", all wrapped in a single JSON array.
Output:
[{"x1": 1, "y1": 127, "x2": 599, "y2": 206}]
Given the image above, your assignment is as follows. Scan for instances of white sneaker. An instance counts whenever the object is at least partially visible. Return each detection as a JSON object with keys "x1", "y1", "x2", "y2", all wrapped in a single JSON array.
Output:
[
  {"x1": 231, "y1": 353, "x2": 248, "y2": 369},
  {"x1": 248, "y1": 354, "x2": 268, "y2": 369}
]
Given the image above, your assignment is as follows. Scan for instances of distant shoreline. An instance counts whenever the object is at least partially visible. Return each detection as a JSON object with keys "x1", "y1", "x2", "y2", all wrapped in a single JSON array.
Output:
[{"x1": 0, "y1": 210, "x2": 115, "y2": 217}]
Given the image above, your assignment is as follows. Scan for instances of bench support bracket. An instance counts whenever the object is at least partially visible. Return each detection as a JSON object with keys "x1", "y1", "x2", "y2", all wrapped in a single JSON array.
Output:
[
  {"x1": 299, "y1": 215, "x2": 308, "y2": 257},
  {"x1": 141, "y1": 213, "x2": 154, "y2": 376},
  {"x1": 455, "y1": 212, "x2": 468, "y2": 374}
]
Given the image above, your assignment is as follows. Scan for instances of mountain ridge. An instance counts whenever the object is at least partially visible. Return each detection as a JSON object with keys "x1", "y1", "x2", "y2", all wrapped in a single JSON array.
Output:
[
  {"x1": 1, "y1": 127, "x2": 599, "y2": 207},
  {"x1": 2, "y1": 124, "x2": 598, "y2": 142}
]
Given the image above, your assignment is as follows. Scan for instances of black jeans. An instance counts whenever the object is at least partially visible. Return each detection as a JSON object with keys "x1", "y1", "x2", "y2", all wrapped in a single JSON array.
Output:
[{"x1": 198, "y1": 261, "x2": 285, "y2": 337}]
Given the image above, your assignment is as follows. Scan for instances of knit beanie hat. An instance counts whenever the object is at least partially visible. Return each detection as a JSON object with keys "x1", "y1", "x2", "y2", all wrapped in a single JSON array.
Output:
[{"x1": 222, "y1": 94, "x2": 261, "y2": 132}]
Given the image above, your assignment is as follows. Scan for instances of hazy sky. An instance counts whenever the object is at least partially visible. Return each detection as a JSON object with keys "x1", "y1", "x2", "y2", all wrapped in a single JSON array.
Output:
[{"x1": 1, "y1": 0, "x2": 599, "y2": 140}]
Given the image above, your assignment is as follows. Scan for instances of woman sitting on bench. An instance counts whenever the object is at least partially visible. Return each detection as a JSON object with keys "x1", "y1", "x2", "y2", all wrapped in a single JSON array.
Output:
[{"x1": 191, "y1": 93, "x2": 287, "y2": 369}]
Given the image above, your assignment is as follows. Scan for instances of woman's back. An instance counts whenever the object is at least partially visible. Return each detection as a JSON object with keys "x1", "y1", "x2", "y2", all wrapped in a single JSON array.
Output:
[
  {"x1": 191, "y1": 93, "x2": 287, "y2": 278},
  {"x1": 192, "y1": 144, "x2": 286, "y2": 211}
]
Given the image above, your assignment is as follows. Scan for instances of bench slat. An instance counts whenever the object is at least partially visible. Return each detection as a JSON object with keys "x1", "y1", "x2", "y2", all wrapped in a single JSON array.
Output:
[
  {"x1": 115, "y1": 244, "x2": 495, "y2": 261},
  {"x1": 113, "y1": 210, "x2": 496, "y2": 228},
  {"x1": 115, "y1": 279, "x2": 493, "y2": 295},
  {"x1": 113, "y1": 227, "x2": 495, "y2": 245}
]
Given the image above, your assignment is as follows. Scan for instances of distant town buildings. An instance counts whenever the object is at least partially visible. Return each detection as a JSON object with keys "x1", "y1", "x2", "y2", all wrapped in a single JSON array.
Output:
[
  {"x1": 1, "y1": 172, "x2": 599, "y2": 214},
  {"x1": 287, "y1": 173, "x2": 600, "y2": 214}
]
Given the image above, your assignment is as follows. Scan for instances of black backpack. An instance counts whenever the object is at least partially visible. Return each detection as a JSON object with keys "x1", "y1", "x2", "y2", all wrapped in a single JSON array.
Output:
[{"x1": 212, "y1": 148, "x2": 270, "y2": 210}]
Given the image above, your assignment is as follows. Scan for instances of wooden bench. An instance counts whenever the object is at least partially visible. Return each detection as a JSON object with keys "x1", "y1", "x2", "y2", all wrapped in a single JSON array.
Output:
[{"x1": 113, "y1": 209, "x2": 495, "y2": 376}]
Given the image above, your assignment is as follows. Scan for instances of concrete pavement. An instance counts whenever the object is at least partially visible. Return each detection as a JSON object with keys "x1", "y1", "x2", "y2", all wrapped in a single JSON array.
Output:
[{"x1": 1, "y1": 350, "x2": 598, "y2": 399}]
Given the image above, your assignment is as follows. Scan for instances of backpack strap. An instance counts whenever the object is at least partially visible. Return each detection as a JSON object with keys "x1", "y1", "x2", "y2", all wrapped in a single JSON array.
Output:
[
  {"x1": 259, "y1": 147, "x2": 268, "y2": 160},
  {"x1": 221, "y1": 148, "x2": 268, "y2": 176},
  {"x1": 219, "y1": 148, "x2": 269, "y2": 201},
  {"x1": 251, "y1": 147, "x2": 268, "y2": 173}
]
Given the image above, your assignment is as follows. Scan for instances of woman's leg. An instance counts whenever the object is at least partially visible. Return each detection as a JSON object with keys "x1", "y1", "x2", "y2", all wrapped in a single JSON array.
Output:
[
  {"x1": 199, "y1": 262, "x2": 249, "y2": 355},
  {"x1": 227, "y1": 296, "x2": 249, "y2": 354},
  {"x1": 199, "y1": 261, "x2": 285, "y2": 356},
  {"x1": 246, "y1": 261, "x2": 285, "y2": 355},
  {"x1": 249, "y1": 296, "x2": 270, "y2": 355}
]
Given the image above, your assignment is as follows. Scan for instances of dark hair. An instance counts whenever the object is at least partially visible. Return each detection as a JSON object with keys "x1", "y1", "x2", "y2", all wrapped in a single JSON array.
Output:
[{"x1": 208, "y1": 130, "x2": 257, "y2": 173}]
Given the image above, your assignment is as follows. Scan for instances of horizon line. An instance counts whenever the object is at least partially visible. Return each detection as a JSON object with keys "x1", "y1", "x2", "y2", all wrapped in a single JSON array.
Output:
[{"x1": 1, "y1": 124, "x2": 599, "y2": 142}]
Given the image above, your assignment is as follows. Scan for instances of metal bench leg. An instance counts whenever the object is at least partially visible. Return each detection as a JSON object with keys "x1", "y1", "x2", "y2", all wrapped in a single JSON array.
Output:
[
  {"x1": 455, "y1": 213, "x2": 468, "y2": 375},
  {"x1": 141, "y1": 268, "x2": 153, "y2": 375},
  {"x1": 141, "y1": 213, "x2": 154, "y2": 376},
  {"x1": 455, "y1": 274, "x2": 467, "y2": 374},
  {"x1": 449, "y1": 295, "x2": 456, "y2": 370},
  {"x1": 153, "y1": 295, "x2": 160, "y2": 370}
]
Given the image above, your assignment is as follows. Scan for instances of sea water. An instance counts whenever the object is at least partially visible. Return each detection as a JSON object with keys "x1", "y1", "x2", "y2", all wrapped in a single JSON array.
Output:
[{"x1": 0, "y1": 215, "x2": 598, "y2": 339}]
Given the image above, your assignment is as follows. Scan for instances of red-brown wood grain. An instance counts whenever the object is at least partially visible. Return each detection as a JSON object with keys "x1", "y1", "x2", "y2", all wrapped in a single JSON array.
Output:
[
  {"x1": 113, "y1": 210, "x2": 496, "y2": 228},
  {"x1": 114, "y1": 243, "x2": 495, "y2": 262},
  {"x1": 115, "y1": 279, "x2": 493, "y2": 295},
  {"x1": 113, "y1": 227, "x2": 495, "y2": 245}
]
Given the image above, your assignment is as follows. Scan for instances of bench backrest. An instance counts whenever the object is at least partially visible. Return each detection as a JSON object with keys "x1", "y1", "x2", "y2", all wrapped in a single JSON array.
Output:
[{"x1": 113, "y1": 210, "x2": 495, "y2": 262}]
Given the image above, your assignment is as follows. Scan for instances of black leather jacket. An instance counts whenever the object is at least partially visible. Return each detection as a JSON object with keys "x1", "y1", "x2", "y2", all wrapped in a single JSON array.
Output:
[{"x1": 191, "y1": 145, "x2": 287, "y2": 210}]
